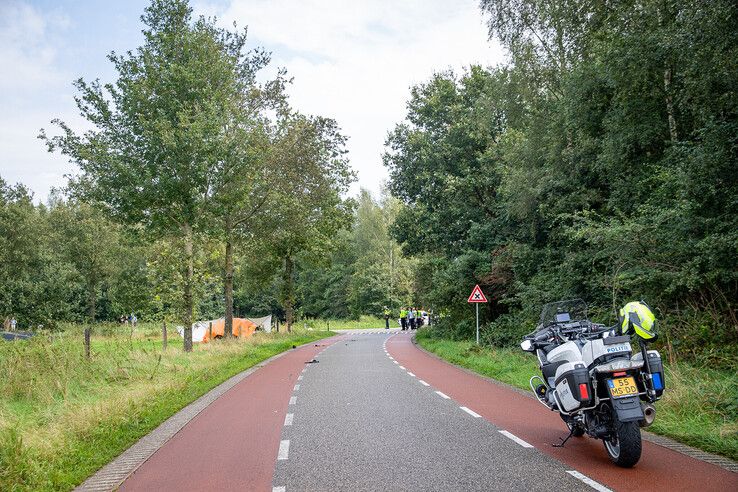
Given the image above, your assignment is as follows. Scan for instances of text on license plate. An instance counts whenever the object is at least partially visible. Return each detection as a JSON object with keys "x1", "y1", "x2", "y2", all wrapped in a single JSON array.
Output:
[{"x1": 607, "y1": 376, "x2": 638, "y2": 398}]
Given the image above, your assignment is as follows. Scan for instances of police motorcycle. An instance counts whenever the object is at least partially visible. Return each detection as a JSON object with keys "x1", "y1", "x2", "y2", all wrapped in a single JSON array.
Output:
[{"x1": 520, "y1": 299, "x2": 664, "y2": 467}]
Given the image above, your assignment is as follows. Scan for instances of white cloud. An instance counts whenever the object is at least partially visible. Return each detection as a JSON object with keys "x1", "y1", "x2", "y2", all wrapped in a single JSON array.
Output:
[
  {"x1": 0, "y1": 1, "x2": 70, "y2": 92},
  {"x1": 196, "y1": 0, "x2": 505, "y2": 197},
  {"x1": 0, "y1": 1, "x2": 77, "y2": 202}
]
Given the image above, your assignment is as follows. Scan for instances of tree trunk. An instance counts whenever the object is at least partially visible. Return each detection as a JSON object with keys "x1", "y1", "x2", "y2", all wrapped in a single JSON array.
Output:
[
  {"x1": 183, "y1": 223, "x2": 194, "y2": 352},
  {"x1": 224, "y1": 217, "x2": 234, "y2": 338},
  {"x1": 283, "y1": 254, "x2": 295, "y2": 333},
  {"x1": 664, "y1": 67, "x2": 678, "y2": 143},
  {"x1": 88, "y1": 280, "x2": 96, "y2": 323}
]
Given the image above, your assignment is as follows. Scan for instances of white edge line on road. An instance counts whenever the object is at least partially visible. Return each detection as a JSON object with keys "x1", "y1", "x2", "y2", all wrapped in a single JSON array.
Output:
[
  {"x1": 393, "y1": 361, "x2": 399, "y2": 364},
  {"x1": 435, "y1": 391, "x2": 450, "y2": 399},
  {"x1": 289, "y1": 396, "x2": 297, "y2": 405},
  {"x1": 419, "y1": 380, "x2": 430, "y2": 386},
  {"x1": 294, "y1": 384, "x2": 300, "y2": 391},
  {"x1": 277, "y1": 440, "x2": 290, "y2": 460},
  {"x1": 565, "y1": 471, "x2": 613, "y2": 492},
  {"x1": 273, "y1": 487, "x2": 286, "y2": 492},
  {"x1": 399, "y1": 365, "x2": 406, "y2": 370},
  {"x1": 297, "y1": 375, "x2": 303, "y2": 381},
  {"x1": 460, "y1": 406, "x2": 482, "y2": 418},
  {"x1": 499, "y1": 430, "x2": 534, "y2": 448},
  {"x1": 407, "y1": 371, "x2": 416, "y2": 377},
  {"x1": 284, "y1": 413, "x2": 294, "y2": 426}
]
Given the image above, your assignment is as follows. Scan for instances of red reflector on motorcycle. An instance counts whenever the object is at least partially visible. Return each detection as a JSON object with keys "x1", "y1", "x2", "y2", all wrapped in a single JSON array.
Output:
[
  {"x1": 579, "y1": 383, "x2": 589, "y2": 400},
  {"x1": 613, "y1": 371, "x2": 627, "y2": 377}
]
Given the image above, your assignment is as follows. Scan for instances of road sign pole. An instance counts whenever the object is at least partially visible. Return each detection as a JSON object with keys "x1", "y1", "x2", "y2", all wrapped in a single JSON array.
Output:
[{"x1": 476, "y1": 303, "x2": 479, "y2": 345}]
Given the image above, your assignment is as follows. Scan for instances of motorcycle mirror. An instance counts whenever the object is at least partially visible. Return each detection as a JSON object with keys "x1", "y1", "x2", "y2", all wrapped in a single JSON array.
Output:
[{"x1": 520, "y1": 339, "x2": 533, "y2": 352}]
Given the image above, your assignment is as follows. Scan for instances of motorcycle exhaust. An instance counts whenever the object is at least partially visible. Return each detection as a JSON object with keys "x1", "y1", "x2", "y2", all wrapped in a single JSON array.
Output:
[{"x1": 640, "y1": 402, "x2": 656, "y2": 427}]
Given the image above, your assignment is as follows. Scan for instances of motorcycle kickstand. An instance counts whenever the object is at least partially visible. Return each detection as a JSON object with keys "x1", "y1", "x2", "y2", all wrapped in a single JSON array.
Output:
[{"x1": 552, "y1": 428, "x2": 576, "y2": 448}]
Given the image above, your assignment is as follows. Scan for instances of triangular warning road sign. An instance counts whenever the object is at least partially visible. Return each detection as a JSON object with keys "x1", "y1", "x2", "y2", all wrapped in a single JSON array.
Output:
[{"x1": 467, "y1": 284, "x2": 488, "y2": 303}]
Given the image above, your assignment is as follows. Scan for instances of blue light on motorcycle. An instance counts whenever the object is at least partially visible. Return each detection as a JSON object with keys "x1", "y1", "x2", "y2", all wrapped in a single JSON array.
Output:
[{"x1": 652, "y1": 372, "x2": 663, "y2": 390}]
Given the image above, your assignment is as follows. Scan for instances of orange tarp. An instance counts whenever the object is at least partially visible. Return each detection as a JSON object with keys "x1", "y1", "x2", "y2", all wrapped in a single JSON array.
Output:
[{"x1": 201, "y1": 318, "x2": 257, "y2": 343}]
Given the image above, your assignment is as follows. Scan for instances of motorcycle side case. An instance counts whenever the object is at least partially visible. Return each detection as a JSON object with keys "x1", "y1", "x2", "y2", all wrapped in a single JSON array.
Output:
[
  {"x1": 633, "y1": 349, "x2": 665, "y2": 396},
  {"x1": 554, "y1": 362, "x2": 591, "y2": 412}
]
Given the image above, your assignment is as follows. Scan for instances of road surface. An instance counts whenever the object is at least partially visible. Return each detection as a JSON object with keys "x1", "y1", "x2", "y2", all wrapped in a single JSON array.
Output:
[{"x1": 117, "y1": 330, "x2": 737, "y2": 491}]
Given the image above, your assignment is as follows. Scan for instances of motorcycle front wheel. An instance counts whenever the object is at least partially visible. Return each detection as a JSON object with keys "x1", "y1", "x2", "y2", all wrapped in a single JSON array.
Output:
[{"x1": 604, "y1": 419, "x2": 642, "y2": 467}]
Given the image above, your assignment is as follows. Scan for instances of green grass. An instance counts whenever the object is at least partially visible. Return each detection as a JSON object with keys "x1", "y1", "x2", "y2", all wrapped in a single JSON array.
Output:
[
  {"x1": 415, "y1": 328, "x2": 738, "y2": 461},
  {"x1": 0, "y1": 325, "x2": 332, "y2": 491},
  {"x1": 301, "y1": 315, "x2": 388, "y2": 330}
]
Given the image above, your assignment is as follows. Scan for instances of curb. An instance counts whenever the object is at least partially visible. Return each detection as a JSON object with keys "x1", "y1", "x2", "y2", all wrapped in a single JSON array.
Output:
[
  {"x1": 75, "y1": 335, "x2": 339, "y2": 492},
  {"x1": 409, "y1": 333, "x2": 738, "y2": 474}
]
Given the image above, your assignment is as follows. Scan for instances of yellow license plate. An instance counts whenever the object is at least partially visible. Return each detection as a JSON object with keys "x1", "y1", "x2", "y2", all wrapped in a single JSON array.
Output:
[{"x1": 607, "y1": 376, "x2": 638, "y2": 398}]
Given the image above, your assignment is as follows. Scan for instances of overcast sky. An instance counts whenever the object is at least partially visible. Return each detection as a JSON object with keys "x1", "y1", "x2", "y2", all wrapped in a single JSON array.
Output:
[{"x1": 0, "y1": 0, "x2": 505, "y2": 202}]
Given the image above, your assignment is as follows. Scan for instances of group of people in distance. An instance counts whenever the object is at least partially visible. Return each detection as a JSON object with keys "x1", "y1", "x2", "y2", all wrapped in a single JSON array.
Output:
[{"x1": 383, "y1": 306, "x2": 428, "y2": 330}]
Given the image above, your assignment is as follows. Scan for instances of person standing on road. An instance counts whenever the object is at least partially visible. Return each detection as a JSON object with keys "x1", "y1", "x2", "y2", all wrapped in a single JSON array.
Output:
[
  {"x1": 384, "y1": 306, "x2": 391, "y2": 329},
  {"x1": 400, "y1": 307, "x2": 408, "y2": 330},
  {"x1": 408, "y1": 308, "x2": 416, "y2": 330}
]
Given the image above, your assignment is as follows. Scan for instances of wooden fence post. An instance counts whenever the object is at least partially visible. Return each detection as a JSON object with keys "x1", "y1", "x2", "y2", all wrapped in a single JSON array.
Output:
[
  {"x1": 84, "y1": 327, "x2": 91, "y2": 359},
  {"x1": 209, "y1": 321, "x2": 213, "y2": 341},
  {"x1": 162, "y1": 320, "x2": 167, "y2": 351}
]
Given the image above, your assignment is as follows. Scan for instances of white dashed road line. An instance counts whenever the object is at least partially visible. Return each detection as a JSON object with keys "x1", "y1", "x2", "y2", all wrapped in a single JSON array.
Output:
[
  {"x1": 418, "y1": 380, "x2": 430, "y2": 386},
  {"x1": 277, "y1": 440, "x2": 290, "y2": 460},
  {"x1": 393, "y1": 361, "x2": 399, "y2": 364},
  {"x1": 460, "y1": 406, "x2": 482, "y2": 418},
  {"x1": 435, "y1": 391, "x2": 450, "y2": 399},
  {"x1": 273, "y1": 487, "x2": 286, "y2": 492},
  {"x1": 297, "y1": 375, "x2": 303, "y2": 381},
  {"x1": 407, "y1": 372, "x2": 416, "y2": 377},
  {"x1": 294, "y1": 384, "x2": 300, "y2": 391},
  {"x1": 399, "y1": 365, "x2": 406, "y2": 370},
  {"x1": 289, "y1": 396, "x2": 297, "y2": 405},
  {"x1": 565, "y1": 471, "x2": 613, "y2": 492},
  {"x1": 498, "y1": 430, "x2": 534, "y2": 448},
  {"x1": 284, "y1": 413, "x2": 294, "y2": 426}
]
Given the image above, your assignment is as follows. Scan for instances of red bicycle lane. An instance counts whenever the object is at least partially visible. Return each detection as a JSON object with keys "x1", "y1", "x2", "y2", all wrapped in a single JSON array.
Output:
[
  {"x1": 387, "y1": 332, "x2": 737, "y2": 492},
  {"x1": 118, "y1": 336, "x2": 342, "y2": 492}
]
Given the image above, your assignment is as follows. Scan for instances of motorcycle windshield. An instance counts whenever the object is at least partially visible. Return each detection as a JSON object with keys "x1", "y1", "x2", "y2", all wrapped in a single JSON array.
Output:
[{"x1": 539, "y1": 299, "x2": 588, "y2": 326}]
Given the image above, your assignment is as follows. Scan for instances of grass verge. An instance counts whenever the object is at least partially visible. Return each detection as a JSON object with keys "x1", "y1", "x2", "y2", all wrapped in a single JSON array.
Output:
[
  {"x1": 415, "y1": 328, "x2": 738, "y2": 462},
  {"x1": 302, "y1": 315, "x2": 388, "y2": 330},
  {"x1": 0, "y1": 326, "x2": 332, "y2": 491}
]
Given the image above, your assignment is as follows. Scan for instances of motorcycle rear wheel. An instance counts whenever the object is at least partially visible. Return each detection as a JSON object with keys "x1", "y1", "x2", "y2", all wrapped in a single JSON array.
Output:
[{"x1": 604, "y1": 420, "x2": 642, "y2": 467}]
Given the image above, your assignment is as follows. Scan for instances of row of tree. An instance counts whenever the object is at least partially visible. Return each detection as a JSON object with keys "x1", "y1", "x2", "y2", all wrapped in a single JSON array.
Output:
[
  {"x1": 27, "y1": 0, "x2": 354, "y2": 350},
  {"x1": 384, "y1": 0, "x2": 737, "y2": 365},
  {"x1": 234, "y1": 188, "x2": 416, "y2": 321}
]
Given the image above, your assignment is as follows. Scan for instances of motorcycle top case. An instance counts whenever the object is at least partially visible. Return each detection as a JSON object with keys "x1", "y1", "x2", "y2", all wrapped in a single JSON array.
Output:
[
  {"x1": 632, "y1": 349, "x2": 665, "y2": 396},
  {"x1": 554, "y1": 362, "x2": 592, "y2": 412},
  {"x1": 582, "y1": 336, "x2": 632, "y2": 367}
]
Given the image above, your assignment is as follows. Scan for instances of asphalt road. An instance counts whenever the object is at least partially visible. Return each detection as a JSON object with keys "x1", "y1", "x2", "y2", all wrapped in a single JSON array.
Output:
[
  {"x1": 116, "y1": 329, "x2": 738, "y2": 492},
  {"x1": 272, "y1": 331, "x2": 588, "y2": 492}
]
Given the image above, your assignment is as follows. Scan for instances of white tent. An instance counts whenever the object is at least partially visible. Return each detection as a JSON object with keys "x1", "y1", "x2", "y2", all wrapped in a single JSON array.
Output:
[{"x1": 247, "y1": 315, "x2": 272, "y2": 333}]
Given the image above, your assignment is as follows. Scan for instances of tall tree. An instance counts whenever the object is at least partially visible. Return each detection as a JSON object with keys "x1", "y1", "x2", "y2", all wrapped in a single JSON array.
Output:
[
  {"x1": 41, "y1": 0, "x2": 252, "y2": 350},
  {"x1": 266, "y1": 114, "x2": 355, "y2": 331},
  {"x1": 47, "y1": 200, "x2": 120, "y2": 323}
]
